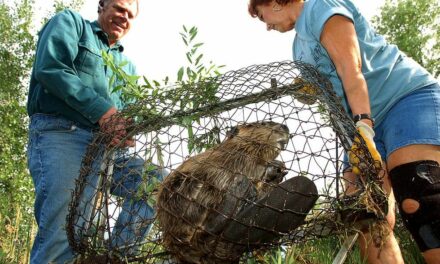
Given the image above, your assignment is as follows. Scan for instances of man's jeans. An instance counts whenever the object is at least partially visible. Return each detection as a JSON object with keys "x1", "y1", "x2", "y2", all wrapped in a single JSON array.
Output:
[{"x1": 27, "y1": 114, "x2": 165, "y2": 263}]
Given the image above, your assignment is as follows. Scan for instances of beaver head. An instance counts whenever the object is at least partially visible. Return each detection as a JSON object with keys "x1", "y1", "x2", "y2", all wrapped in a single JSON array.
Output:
[{"x1": 224, "y1": 121, "x2": 290, "y2": 162}]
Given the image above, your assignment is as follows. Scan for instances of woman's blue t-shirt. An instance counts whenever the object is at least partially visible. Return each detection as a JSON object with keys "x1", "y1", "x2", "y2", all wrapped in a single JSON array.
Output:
[{"x1": 293, "y1": 0, "x2": 436, "y2": 125}]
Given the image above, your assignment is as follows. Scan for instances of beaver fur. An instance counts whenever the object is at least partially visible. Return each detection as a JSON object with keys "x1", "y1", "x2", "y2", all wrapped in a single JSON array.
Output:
[{"x1": 156, "y1": 121, "x2": 291, "y2": 263}]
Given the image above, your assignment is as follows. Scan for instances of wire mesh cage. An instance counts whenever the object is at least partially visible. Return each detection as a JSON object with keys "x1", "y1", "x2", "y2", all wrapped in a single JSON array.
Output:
[{"x1": 67, "y1": 61, "x2": 388, "y2": 263}]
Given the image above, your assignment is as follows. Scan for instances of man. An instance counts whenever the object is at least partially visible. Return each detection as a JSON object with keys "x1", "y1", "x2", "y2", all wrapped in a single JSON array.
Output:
[{"x1": 27, "y1": 0, "x2": 164, "y2": 262}]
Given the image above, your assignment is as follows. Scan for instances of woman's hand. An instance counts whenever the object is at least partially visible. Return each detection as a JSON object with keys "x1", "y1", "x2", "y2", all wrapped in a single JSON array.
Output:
[{"x1": 349, "y1": 120, "x2": 382, "y2": 175}]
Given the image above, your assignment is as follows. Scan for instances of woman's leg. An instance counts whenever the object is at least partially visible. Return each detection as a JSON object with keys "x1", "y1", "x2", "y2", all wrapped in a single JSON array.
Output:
[
  {"x1": 388, "y1": 144, "x2": 440, "y2": 264},
  {"x1": 343, "y1": 169, "x2": 404, "y2": 264},
  {"x1": 379, "y1": 83, "x2": 440, "y2": 264}
]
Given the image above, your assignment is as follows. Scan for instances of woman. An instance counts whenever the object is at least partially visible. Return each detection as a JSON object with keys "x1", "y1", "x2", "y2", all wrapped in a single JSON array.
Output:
[{"x1": 248, "y1": 0, "x2": 440, "y2": 263}]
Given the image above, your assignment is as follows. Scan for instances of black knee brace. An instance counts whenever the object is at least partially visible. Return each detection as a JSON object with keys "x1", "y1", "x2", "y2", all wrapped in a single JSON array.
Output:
[{"x1": 389, "y1": 160, "x2": 440, "y2": 252}]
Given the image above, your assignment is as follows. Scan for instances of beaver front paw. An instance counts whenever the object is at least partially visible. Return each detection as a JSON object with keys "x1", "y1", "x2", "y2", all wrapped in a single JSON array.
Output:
[{"x1": 263, "y1": 160, "x2": 287, "y2": 184}]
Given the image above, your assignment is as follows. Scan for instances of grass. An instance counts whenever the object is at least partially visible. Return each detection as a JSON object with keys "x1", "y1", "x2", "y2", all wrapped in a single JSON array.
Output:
[
  {"x1": 0, "y1": 205, "x2": 36, "y2": 264},
  {"x1": 243, "y1": 236, "x2": 366, "y2": 264},
  {"x1": 247, "y1": 223, "x2": 425, "y2": 264},
  {"x1": 0, "y1": 206, "x2": 425, "y2": 264}
]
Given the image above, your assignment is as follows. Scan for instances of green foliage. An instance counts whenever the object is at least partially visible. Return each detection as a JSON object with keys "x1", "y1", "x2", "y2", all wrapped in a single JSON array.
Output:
[
  {"x1": 153, "y1": 26, "x2": 225, "y2": 154},
  {"x1": 37, "y1": 0, "x2": 85, "y2": 25},
  {"x1": 177, "y1": 25, "x2": 225, "y2": 83},
  {"x1": 52, "y1": 0, "x2": 84, "y2": 13},
  {"x1": 104, "y1": 25, "x2": 225, "y2": 154},
  {"x1": 0, "y1": 0, "x2": 36, "y2": 249},
  {"x1": 0, "y1": 0, "x2": 84, "y2": 262},
  {"x1": 102, "y1": 51, "x2": 141, "y2": 102},
  {"x1": 244, "y1": 226, "x2": 423, "y2": 264},
  {"x1": 243, "y1": 238, "x2": 355, "y2": 264},
  {"x1": 372, "y1": 0, "x2": 440, "y2": 78},
  {"x1": 104, "y1": 25, "x2": 225, "y2": 104},
  {"x1": 394, "y1": 219, "x2": 425, "y2": 264},
  {"x1": 0, "y1": 0, "x2": 35, "y2": 258}
]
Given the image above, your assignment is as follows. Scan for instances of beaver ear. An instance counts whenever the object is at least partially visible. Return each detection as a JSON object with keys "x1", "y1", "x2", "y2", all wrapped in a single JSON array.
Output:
[{"x1": 225, "y1": 126, "x2": 239, "y2": 139}]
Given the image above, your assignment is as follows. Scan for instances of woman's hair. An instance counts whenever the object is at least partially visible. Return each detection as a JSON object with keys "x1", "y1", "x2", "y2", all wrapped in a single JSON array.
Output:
[{"x1": 248, "y1": 0, "x2": 299, "y2": 17}]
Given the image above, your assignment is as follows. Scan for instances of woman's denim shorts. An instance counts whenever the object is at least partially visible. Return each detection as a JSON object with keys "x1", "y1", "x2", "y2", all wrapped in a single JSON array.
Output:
[{"x1": 375, "y1": 82, "x2": 440, "y2": 160}]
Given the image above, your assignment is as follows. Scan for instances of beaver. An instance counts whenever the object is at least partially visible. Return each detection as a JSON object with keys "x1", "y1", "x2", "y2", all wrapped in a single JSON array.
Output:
[{"x1": 156, "y1": 121, "x2": 317, "y2": 263}]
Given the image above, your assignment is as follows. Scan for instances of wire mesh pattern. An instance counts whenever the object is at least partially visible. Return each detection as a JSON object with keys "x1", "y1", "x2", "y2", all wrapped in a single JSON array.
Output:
[{"x1": 67, "y1": 61, "x2": 387, "y2": 263}]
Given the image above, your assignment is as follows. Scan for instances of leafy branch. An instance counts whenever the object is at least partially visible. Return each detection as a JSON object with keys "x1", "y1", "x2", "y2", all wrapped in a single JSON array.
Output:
[{"x1": 103, "y1": 25, "x2": 226, "y2": 203}]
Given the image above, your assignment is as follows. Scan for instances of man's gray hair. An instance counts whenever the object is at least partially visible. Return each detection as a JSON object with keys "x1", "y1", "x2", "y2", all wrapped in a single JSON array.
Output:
[
  {"x1": 98, "y1": 0, "x2": 109, "y2": 12},
  {"x1": 98, "y1": 0, "x2": 139, "y2": 16}
]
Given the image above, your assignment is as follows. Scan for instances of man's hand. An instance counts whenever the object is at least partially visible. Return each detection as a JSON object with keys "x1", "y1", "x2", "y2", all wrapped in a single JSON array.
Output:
[
  {"x1": 349, "y1": 120, "x2": 382, "y2": 175},
  {"x1": 98, "y1": 107, "x2": 135, "y2": 147}
]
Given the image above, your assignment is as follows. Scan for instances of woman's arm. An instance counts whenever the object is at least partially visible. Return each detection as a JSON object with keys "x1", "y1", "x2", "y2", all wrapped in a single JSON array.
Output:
[{"x1": 320, "y1": 15, "x2": 373, "y2": 127}]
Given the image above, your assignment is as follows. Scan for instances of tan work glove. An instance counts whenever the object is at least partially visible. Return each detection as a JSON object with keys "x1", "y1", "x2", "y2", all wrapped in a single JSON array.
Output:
[{"x1": 348, "y1": 121, "x2": 382, "y2": 176}]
